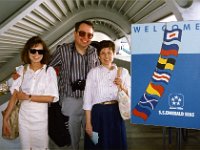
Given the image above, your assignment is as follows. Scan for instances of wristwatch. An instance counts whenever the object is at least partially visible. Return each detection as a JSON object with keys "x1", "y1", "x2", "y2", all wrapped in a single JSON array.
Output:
[{"x1": 29, "y1": 94, "x2": 32, "y2": 101}]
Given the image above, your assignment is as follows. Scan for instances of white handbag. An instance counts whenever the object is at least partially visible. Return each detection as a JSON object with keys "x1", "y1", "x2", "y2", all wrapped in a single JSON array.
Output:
[{"x1": 117, "y1": 67, "x2": 131, "y2": 120}]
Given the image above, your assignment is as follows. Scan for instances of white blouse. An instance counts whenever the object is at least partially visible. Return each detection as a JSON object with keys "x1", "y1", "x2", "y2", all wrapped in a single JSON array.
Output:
[
  {"x1": 10, "y1": 64, "x2": 59, "y2": 130},
  {"x1": 83, "y1": 65, "x2": 130, "y2": 110}
]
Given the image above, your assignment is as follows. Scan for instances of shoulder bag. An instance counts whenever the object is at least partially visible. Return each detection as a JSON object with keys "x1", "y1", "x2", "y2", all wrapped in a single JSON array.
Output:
[
  {"x1": 48, "y1": 101, "x2": 71, "y2": 147},
  {"x1": 2, "y1": 65, "x2": 27, "y2": 140},
  {"x1": 48, "y1": 66, "x2": 71, "y2": 147},
  {"x1": 117, "y1": 67, "x2": 131, "y2": 120}
]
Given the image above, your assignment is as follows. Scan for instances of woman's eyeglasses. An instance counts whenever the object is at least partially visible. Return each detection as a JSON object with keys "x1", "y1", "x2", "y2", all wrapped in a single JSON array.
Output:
[
  {"x1": 78, "y1": 31, "x2": 93, "y2": 39},
  {"x1": 29, "y1": 49, "x2": 45, "y2": 55}
]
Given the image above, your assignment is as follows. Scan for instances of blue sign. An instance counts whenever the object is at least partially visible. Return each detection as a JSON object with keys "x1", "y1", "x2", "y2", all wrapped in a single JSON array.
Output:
[{"x1": 131, "y1": 21, "x2": 200, "y2": 129}]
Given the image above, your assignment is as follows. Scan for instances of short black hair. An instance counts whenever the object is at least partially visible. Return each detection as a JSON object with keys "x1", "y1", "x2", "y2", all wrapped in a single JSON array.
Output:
[
  {"x1": 90, "y1": 41, "x2": 100, "y2": 49},
  {"x1": 74, "y1": 20, "x2": 94, "y2": 32},
  {"x1": 97, "y1": 40, "x2": 115, "y2": 56}
]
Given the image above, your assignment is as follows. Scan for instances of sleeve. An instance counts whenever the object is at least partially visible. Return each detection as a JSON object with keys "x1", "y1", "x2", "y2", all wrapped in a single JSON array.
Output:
[
  {"x1": 122, "y1": 68, "x2": 131, "y2": 97},
  {"x1": 10, "y1": 65, "x2": 24, "y2": 94},
  {"x1": 48, "y1": 45, "x2": 62, "y2": 67},
  {"x1": 44, "y1": 66, "x2": 59, "y2": 102},
  {"x1": 83, "y1": 69, "x2": 95, "y2": 110}
]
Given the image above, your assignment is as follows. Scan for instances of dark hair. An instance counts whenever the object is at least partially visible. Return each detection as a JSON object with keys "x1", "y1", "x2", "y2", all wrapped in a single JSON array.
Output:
[
  {"x1": 74, "y1": 20, "x2": 94, "y2": 32},
  {"x1": 97, "y1": 40, "x2": 115, "y2": 56},
  {"x1": 90, "y1": 41, "x2": 100, "y2": 49},
  {"x1": 21, "y1": 36, "x2": 50, "y2": 64}
]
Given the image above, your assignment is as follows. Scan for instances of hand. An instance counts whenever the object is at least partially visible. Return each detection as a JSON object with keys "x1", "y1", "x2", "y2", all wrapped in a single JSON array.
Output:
[
  {"x1": 114, "y1": 77, "x2": 129, "y2": 95},
  {"x1": 16, "y1": 91, "x2": 29, "y2": 100},
  {"x1": 12, "y1": 71, "x2": 20, "y2": 80},
  {"x1": 113, "y1": 77, "x2": 123, "y2": 89},
  {"x1": 85, "y1": 123, "x2": 93, "y2": 137},
  {"x1": 2, "y1": 117, "x2": 11, "y2": 137}
]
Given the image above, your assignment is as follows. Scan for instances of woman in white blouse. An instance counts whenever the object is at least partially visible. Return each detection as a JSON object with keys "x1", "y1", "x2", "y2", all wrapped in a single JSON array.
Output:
[
  {"x1": 83, "y1": 40, "x2": 130, "y2": 150},
  {"x1": 2, "y1": 36, "x2": 59, "y2": 150}
]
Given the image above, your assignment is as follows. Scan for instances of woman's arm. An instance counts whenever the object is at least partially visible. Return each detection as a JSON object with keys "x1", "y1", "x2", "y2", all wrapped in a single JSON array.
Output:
[
  {"x1": 85, "y1": 110, "x2": 93, "y2": 137},
  {"x1": 16, "y1": 91, "x2": 54, "y2": 103},
  {"x1": 114, "y1": 68, "x2": 130, "y2": 96},
  {"x1": 2, "y1": 90, "x2": 18, "y2": 136},
  {"x1": 28, "y1": 95, "x2": 54, "y2": 103},
  {"x1": 114, "y1": 77, "x2": 129, "y2": 96},
  {"x1": 3, "y1": 90, "x2": 18, "y2": 120}
]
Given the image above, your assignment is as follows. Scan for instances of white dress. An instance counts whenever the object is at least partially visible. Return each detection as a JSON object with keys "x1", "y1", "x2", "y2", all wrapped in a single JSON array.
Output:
[{"x1": 10, "y1": 64, "x2": 59, "y2": 150}]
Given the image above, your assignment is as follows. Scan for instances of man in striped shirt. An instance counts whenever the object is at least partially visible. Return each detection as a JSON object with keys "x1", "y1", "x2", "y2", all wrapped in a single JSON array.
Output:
[{"x1": 49, "y1": 20, "x2": 100, "y2": 150}]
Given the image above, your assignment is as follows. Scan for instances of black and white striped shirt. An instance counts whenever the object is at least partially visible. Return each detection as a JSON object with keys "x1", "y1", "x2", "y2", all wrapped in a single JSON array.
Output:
[{"x1": 49, "y1": 42, "x2": 100, "y2": 99}]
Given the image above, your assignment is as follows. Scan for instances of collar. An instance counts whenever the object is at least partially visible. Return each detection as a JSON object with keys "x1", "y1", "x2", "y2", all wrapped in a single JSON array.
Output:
[
  {"x1": 69, "y1": 42, "x2": 95, "y2": 55},
  {"x1": 27, "y1": 64, "x2": 46, "y2": 72},
  {"x1": 99, "y1": 64, "x2": 117, "y2": 70}
]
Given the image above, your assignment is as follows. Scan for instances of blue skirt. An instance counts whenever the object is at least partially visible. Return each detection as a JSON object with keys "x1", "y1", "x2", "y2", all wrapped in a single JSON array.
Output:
[{"x1": 84, "y1": 103, "x2": 127, "y2": 150}]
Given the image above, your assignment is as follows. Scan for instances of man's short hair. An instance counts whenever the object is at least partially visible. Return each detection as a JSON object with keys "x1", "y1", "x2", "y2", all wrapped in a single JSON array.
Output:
[{"x1": 75, "y1": 20, "x2": 94, "y2": 32}]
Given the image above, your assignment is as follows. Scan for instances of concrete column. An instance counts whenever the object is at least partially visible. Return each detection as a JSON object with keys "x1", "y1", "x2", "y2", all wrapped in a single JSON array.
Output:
[{"x1": 165, "y1": 0, "x2": 200, "y2": 21}]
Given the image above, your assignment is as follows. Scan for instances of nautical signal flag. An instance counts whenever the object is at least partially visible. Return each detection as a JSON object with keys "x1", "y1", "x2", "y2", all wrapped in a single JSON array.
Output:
[
  {"x1": 157, "y1": 56, "x2": 176, "y2": 70},
  {"x1": 160, "y1": 43, "x2": 179, "y2": 57},
  {"x1": 163, "y1": 28, "x2": 182, "y2": 42},
  {"x1": 138, "y1": 93, "x2": 158, "y2": 110},
  {"x1": 146, "y1": 82, "x2": 164, "y2": 97},
  {"x1": 132, "y1": 104, "x2": 151, "y2": 121},
  {"x1": 152, "y1": 70, "x2": 170, "y2": 84}
]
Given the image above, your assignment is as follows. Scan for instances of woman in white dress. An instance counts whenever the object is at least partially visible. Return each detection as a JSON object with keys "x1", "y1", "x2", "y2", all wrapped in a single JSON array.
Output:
[{"x1": 3, "y1": 36, "x2": 59, "y2": 150}]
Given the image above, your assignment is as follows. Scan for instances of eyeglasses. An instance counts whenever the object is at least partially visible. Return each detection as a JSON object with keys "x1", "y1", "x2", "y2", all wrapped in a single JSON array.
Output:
[
  {"x1": 29, "y1": 49, "x2": 45, "y2": 55},
  {"x1": 78, "y1": 31, "x2": 93, "y2": 39}
]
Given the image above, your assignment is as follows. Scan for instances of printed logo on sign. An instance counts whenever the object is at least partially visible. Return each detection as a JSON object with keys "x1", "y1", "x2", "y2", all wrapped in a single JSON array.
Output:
[{"x1": 168, "y1": 93, "x2": 184, "y2": 110}]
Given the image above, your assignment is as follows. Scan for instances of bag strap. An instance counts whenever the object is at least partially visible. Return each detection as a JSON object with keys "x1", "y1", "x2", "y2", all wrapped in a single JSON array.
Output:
[
  {"x1": 19, "y1": 64, "x2": 27, "y2": 91},
  {"x1": 117, "y1": 67, "x2": 122, "y2": 78},
  {"x1": 117, "y1": 67, "x2": 123, "y2": 90}
]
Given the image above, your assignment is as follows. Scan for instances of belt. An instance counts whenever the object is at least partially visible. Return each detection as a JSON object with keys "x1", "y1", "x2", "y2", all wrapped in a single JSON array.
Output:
[{"x1": 98, "y1": 100, "x2": 118, "y2": 105}]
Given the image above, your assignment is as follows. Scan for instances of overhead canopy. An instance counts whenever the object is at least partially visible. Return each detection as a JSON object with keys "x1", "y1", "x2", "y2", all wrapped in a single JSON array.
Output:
[{"x1": 0, "y1": 0, "x2": 195, "y2": 81}]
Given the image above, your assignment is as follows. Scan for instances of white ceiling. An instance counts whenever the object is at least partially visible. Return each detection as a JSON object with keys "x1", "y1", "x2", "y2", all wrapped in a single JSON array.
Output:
[{"x1": 0, "y1": 0, "x2": 187, "y2": 81}]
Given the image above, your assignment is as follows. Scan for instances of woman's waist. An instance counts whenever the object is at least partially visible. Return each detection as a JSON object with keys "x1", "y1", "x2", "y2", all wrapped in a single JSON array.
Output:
[
  {"x1": 20, "y1": 101, "x2": 48, "y2": 110},
  {"x1": 96, "y1": 100, "x2": 118, "y2": 105}
]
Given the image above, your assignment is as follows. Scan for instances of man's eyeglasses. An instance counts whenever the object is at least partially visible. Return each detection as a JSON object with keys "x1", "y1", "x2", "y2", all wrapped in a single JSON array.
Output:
[
  {"x1": 29, "y1": 49, "x2": 45, "y2": 55},
  {"x1": 78, "y1": 31, "x2": 93, "y2": 39}
]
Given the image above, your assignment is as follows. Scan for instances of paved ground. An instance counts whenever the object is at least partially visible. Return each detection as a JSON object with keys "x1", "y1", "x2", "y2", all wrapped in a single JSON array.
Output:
[{"x1": 1, "y1": 100, "x2": 200, "y2": 150}]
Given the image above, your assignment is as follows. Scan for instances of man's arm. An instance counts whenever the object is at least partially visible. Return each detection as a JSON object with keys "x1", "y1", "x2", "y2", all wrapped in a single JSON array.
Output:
[
  {"x1": 48, "y1": 44, "x2": 62, "y2": 67},
  {"x1": 12, "y1": 71, "x2": 20, "y2": 80}
]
